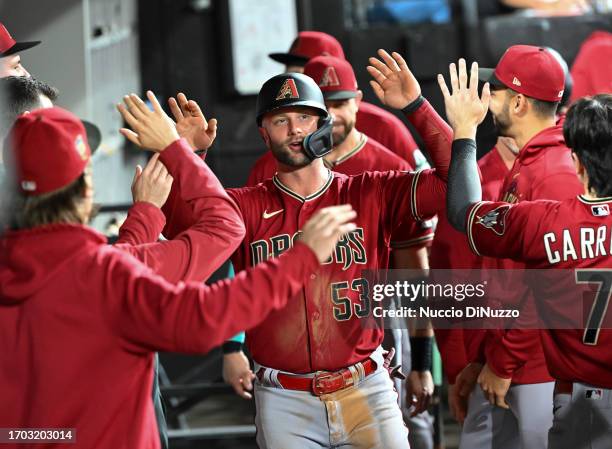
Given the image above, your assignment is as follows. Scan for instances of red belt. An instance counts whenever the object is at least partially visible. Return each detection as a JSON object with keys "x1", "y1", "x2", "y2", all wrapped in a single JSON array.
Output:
[
  {"x1": 554, "y1": 380, "x2": 573, "y2": 395},
  {"x1": 257, "y1": 359, "x2": 377, "y2": 396}
]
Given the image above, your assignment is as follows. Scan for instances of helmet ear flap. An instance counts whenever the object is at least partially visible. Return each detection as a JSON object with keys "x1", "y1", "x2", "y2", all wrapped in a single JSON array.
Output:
[{"x1": 302, "y1": 114, "x2": 333, "y2": 159}]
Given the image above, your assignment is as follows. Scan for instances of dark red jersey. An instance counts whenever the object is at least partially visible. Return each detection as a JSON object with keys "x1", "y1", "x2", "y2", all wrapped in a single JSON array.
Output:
[
  {"x1": 468, "y1": 196, "x2": 612, "y2": 387},
  {"x1": 247, "y1": 134, "x2": 433, "y2": 249},
  {"x1": 229, "y1": 169, "x2": 445, "y2": 372},
  {"x1": 431, "y1": 147, "x2": 509, "y2": 383}
]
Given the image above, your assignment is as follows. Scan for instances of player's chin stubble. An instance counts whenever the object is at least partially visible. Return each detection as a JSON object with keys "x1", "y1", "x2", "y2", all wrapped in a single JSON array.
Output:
[
  {"x1": 269, "y1": 141, "x2": 311, "y2": 168},
  {"x1": 492, "y1": 110, "x2": 512, "y2": 138},
  {"x1": 332, "y1": 120, "x2": 354, "y2": 147}
]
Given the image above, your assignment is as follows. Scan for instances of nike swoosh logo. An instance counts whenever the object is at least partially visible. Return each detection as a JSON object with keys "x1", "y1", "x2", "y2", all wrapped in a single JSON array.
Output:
[{"x1": 263, "y1": 209, "x2": 284, "y2": 219}]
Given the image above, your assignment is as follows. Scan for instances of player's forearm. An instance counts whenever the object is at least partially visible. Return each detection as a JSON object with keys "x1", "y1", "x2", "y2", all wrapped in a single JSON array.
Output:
[
  {"x1": 403, "y1": 96, "x2": 453, "y2": 180},
  {"x1": 117, "y1": 242, "x2": 319, "y2": 354},
  {"x1": 447, "y1": 139, "x2": 481, "y2": 233},
  {"x1": 116, "y1": 202, "x2": 166, "y2": 245},
  {"x1": 155, "y1": 139, "x2": 245, "y2": 281}
]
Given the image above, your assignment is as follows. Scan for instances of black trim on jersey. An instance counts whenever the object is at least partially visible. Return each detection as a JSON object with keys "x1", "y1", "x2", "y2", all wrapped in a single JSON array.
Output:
[
  {"x1": 410, "y1": 170, "x2": 422, "y2": 220},
  {"x1": 467, "y1": 201, "x2": 492, "y2": 257},
  {"x1": 273, "y1": 169, "x2": 334, "y2": 203},
  {"x1": 578, "y1": 195, "x2": 612, "y2": 205}
]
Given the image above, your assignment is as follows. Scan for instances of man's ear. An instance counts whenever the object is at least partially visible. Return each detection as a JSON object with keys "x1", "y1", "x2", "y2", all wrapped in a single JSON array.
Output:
[
  {"x1": 84, "y1": 184, "x2": 94, "y2": 199},
  {"x1": 513, "y1": 94, "x2": 529, "y2": 117},
  {"x1": 258, "y1": 127, "x2": 271, "y2": 147},
  {"x1": 355, "y1": 90, "x2": 363, "y2": 107}
]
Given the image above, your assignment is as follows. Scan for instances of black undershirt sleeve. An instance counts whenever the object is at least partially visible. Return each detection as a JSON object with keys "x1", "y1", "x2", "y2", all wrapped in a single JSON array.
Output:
[{"x1": 447, "y1": 138, "x2": 481, "y2": 232}]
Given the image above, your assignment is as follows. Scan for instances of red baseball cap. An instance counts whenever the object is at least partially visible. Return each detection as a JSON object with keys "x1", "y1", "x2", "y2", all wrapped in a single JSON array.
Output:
[
  {"x1": 6, "y1": 107, "x2": 91, "y2": 195},
  {"x1": 269, "y1": 31, "x2": 345, "y2": 67},
  {"x1": 304, "y1": 55, "x2": 358, "y2": 101},
  {"x1": 479, "y1": 45, "x2": 565, "y2": 102},
  {"x1": 0, "y1": 23, "x2": 40, "y2": 57}
]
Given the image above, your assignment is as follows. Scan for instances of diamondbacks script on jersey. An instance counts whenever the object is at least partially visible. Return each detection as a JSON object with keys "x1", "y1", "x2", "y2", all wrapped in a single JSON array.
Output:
[{"x1": 230, "y1": 169, "x2": 445, "y2": 373}]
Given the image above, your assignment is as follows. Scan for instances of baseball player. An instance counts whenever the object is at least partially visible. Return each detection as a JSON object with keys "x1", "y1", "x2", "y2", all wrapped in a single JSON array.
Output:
[
  {"x1": 0, "y1": 22, "x2": 39, "y2": 77},
  {"x1": 450, "y1": 45, "x2": 584, "y2": 449},
  {"x1": 444, "y1": 88, "x2": 612, "y2": 449},
  {"x1": 431, "y1": 136, "x2": 516, "y2": 423},
  {"x1": 0, "y1": 98, "x2": 356, "y2": 449},
  {"x1": 229, "y1": 53, "x2": 437, "y2": 447},
  {"x1": 160, "y1": 50, "x2": 461, "y2": 448},
  {"x1": 262, "y1": 30, "x2": 426, "y2": 170}
]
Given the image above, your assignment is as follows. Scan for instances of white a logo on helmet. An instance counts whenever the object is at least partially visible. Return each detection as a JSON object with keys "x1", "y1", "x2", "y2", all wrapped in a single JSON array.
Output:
[
  {"x1": 558, "y1": 90, "x2": 564, "y2": 98},
  {"x1": 275, "y1": 79, "x2": 300, "y2": 100},
  {"x1": 512, "y1": 77, "x2": 522, "y2": 87},
  {"x1": 319, "y1": 66, "x2": 340, "y2": 88}
]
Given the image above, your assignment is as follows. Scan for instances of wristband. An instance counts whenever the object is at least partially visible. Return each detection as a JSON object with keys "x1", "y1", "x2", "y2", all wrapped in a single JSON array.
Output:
[
  {"x1": 401, "y1": 95, "x2": 425, "y2": 115},
  {"x1": 410, "y1": 336, "x2": 433, "y2": 371}
]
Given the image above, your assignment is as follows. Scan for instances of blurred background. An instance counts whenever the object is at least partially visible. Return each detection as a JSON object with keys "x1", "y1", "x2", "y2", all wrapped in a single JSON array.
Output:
[{"x1": 1, "y1": 1, "x2": 610, "y2": 448}]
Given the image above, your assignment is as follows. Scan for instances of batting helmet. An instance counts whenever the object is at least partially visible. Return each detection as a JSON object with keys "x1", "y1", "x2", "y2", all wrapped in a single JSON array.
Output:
[{"x1": 255, "y1": 73, "x2": 328, "y2": 126}]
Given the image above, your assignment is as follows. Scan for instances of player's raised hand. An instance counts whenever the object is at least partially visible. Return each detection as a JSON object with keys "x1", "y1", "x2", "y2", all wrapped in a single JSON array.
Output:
[
  {"x1": 131, "y1": 153, "x2": 173, "y2": 208},
  {"x1": 477, "y1": 363, "x2": 511, "y2": 409},
  {"x1": 437, "y1": 59, "x2": 490, "y2": 140},
  {"x1": 117, "y1": 91, "x2": 179, "y2": 152},
  {"x1": 223, "y1": 351, "x2": 256, "y2": 400},
  {"x1": 299, "y1": 205, "x2": 357, "y2": 263},
  {"x1": 367, "y1": 49, "x2": 421, "y2": 109},
  {"x1": 168, "y1": 93, "x2": 218, "y2": 151}
]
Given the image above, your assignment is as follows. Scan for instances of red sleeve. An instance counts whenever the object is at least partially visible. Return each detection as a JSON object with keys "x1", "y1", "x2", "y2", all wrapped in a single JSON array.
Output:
[
  {"x1": 373, "y1": 170, "x2": 445, "y2": 244},
  {"x1": 117, "y1": 139, "x2": 245, "y2": 284},
  {"x1": 115, "y1": 202, "x2": 165, "y2": 246},
  {"x1": 106, "y1": 242, "x2": 319, "y2": 354},
  {"x1": 405, "y1": 99, "x2": 453, "y2": 181},
  {"x1": 386, "y1": 155, "x2": 435, "y2": 249},
  {"x1": 390, "y1": 220, "x2": 434, "y2": 249},
  {"x1": 246, "y1": 151, "x2": 277, "y2": 187},
  {"x1": 410, "y1": 169, "x2": 447, "y2": 221},
  {"x1": 434, "y1": 328, "x2": 468, "y2": 384},
  {"x1": 466, "y1": 201, "x2": 537, "y2": 260}
]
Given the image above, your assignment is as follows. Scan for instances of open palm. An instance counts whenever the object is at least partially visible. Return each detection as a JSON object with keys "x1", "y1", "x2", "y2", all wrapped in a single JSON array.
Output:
[
  {"x1": 367, "y1": 49, "x2": 421, "y2": 110},
  {"x1": 169, "y1": 93, "x2": 217, "y2": 151},
  {"x1": 437, "y1": 59, "x2": 490, "y2": 137}
]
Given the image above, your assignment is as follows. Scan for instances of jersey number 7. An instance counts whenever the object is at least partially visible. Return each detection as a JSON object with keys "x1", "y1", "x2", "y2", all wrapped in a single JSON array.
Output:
[{"x1": 575, "y1": 269, "x2": 612, "y2": 346}]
